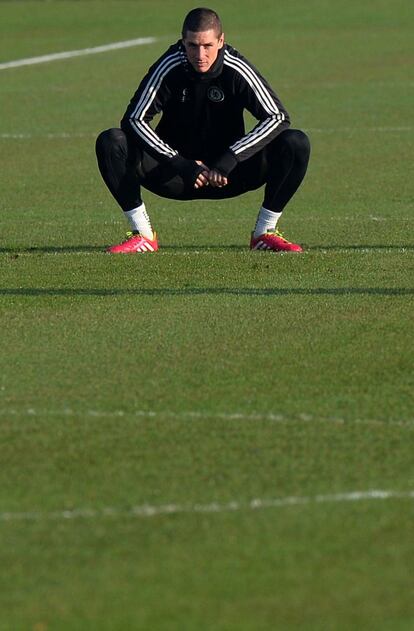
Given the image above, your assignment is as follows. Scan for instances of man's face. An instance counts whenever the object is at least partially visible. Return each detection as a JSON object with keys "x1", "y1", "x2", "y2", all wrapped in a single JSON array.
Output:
[{"x1": 182, "y1": 29, "x2": 224, "y2": 73}]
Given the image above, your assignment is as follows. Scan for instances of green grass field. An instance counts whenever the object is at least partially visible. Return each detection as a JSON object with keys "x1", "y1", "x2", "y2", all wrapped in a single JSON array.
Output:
[{"x1": 1, "y1": 1, "x2": 413, "y2": 629}]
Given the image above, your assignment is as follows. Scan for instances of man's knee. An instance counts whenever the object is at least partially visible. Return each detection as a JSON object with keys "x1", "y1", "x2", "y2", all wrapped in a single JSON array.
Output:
[
  {"x1": 95, "y1": 127, "x2": 127, "y2": 157},
  {"x1": 278, "y1": 129, "x2": 311, "y2": 162}
]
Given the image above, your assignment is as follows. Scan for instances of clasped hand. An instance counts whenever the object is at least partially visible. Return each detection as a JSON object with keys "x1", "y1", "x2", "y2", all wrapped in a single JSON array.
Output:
[{"x1": 194, "y1": 161, "x2": 228, "y2": 189}]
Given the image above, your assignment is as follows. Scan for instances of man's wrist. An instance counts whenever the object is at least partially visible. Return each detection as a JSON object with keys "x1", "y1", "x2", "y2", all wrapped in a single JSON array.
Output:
[
  {"x1": 170, "y1": 155, "x2": 204, "y2": 185},
  {"x1": 211, "y1": 150, "x2": 238, "y2": 177}
]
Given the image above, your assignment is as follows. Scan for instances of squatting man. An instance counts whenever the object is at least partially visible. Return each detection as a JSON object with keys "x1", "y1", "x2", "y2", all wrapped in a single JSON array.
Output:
[{"x1": 96, "y1": 7, "x2": 311, "y2": 253}]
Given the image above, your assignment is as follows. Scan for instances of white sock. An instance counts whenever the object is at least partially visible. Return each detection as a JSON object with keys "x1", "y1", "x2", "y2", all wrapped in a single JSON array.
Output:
[
  {"x1": 253, "y1": 207, "x2": 282, "y2": 237},
  {"x1": 124, "y1": 203, "x2": 154, "y2": 239}
]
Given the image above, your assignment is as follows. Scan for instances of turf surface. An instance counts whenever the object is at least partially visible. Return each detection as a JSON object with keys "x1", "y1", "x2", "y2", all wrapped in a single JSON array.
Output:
[{"x1": 1, "y1": 1, "x2": 413, "y2": 629}]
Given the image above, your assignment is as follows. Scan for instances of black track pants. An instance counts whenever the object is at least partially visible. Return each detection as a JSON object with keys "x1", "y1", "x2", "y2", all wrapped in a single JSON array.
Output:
[{"x1": 95, "y1": 128, "x2": 310, "y2": 213}]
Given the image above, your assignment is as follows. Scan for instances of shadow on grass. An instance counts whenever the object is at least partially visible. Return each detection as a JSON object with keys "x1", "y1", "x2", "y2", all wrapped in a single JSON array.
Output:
[
  {"x1": 0, "y1": 245, "x2": 105, "y2": 254},
  {"x1": 0, "y1": 287, "x2": 412, "y2": 297},
  {"x1": 163, "y1": 244, "x2": 414, "y2": 251},
  {"x1": 0, "y1": 244, "x2": 243, "y2": 254},
  {"x1": 0, "y1": 243, "x2": 412, "y2": 254}
]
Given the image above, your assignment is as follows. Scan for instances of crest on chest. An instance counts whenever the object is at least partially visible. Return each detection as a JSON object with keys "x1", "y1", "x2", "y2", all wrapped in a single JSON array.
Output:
[
  {"x1": 178, "y1": 86, "x2": 225, "y2": 103},
  {"x1": 207, "y1": 86, "x2": 225, "y2": 102}
]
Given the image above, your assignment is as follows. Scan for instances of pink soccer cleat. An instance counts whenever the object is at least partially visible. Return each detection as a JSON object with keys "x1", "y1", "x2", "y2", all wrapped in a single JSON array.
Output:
[
  {"x1": 250, "y1": 229, "x2": 303, "y2": 253},
  {"x1": 107, "y1": 231, "x2": 159, "y2": 254}
]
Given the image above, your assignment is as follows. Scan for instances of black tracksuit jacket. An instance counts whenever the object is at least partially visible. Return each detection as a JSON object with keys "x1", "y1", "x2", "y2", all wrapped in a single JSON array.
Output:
[{"x1": 121, "y1": 41, "x2": 290, "y2": 180}]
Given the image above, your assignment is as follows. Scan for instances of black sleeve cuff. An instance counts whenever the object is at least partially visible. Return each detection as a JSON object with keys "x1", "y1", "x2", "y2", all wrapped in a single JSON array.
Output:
[
  {"x1": 170, "y1": 155, "x2": 204, "y2": 186},
  {"x1": 170, "y1": 155, "x2": 191, "y2": 174},
  {"x1": 211, "y1": 150, "x2": 239, "y2": 177}
]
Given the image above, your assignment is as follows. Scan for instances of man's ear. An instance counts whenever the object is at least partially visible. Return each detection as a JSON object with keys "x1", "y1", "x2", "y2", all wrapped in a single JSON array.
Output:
[{"x1": 218, "y1": 33, "x2": 225, "y2": 49}]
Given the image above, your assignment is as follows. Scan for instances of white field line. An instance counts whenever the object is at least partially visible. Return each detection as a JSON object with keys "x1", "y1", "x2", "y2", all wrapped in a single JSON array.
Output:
[
  {"x1": 0, "y1": 37, "x2": 157, "y2": 70},
  {"x1": 0, "y1": 127, "x2": 411, "y2": 140},
  {"x1": 0, "y1": 407, "x2": 413, "y2": 428},
  {"x1": 1, "y1": 490, "x2": 413, "y2": 523}
]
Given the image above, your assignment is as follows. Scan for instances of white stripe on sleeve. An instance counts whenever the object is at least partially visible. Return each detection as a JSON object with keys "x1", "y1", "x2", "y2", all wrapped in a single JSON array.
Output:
[
  {"x1": 129, "y1": 51, "x2": 184, "y2": 158},
  {"x1": 231, "y1": 114, "x2": 285, "y2": 155},
  {"x1": 223, "y1": 50, "x2": 279, "y2": 116}
]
